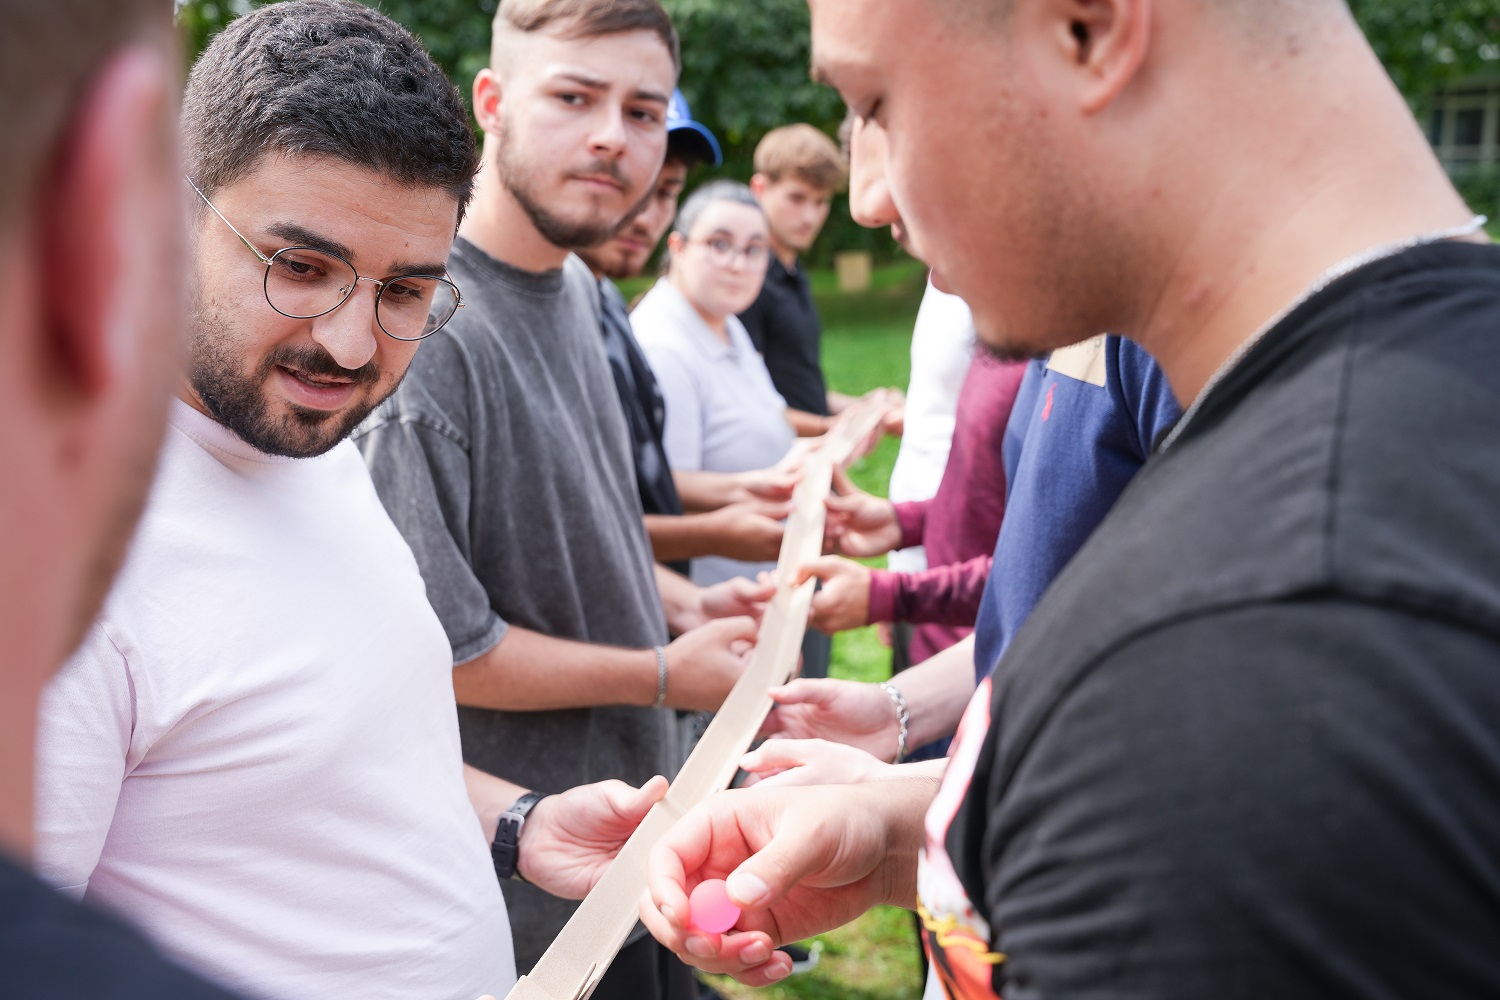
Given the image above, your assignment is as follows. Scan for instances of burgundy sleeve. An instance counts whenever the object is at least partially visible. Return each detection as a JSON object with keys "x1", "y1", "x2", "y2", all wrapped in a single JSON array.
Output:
[
  {"x1": 885, "y1": 554, "x2": 994, "y2": 627},
  {"x1": 867, "y1": 568, "x2": 899, "y2": 624},
  {"x1": 894, "y1": 500, "x2": 928, "y2": 549}
]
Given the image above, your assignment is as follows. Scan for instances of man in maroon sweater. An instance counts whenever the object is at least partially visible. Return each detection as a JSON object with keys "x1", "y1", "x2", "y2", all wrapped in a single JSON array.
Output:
[
  {"x1": 799, "y1": 352, "x2": 1023, "y2": 664},
  {"x1": 794, "y1": 113, "x2": 1026, "y2": 681}
]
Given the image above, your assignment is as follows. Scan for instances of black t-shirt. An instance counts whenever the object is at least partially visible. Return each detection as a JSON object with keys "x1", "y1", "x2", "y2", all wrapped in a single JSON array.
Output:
[
  {"x1": 597, "y1": 278, "x2": 688, "y2": 576},
  {"x1": 737, "y1": 255, "x2": 829, "y2": 416},
  {"x1": 0, "y1": 855, "x2": 241, "y2": 999},
  {"x1": 948, "y1": 242, "x2": 1500, "y2": 997}
]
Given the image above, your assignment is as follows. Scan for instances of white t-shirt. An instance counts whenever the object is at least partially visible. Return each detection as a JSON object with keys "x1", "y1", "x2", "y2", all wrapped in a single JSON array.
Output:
[
  {"x1": 887, "y1": 280, "x2": 975, "y2": 573},
  {"x1": 632, "y1": 278, "x2": 797, "y2": 587},
  {"x1": 36, "y1": 401, "x2": 513, "y2": 1000}
]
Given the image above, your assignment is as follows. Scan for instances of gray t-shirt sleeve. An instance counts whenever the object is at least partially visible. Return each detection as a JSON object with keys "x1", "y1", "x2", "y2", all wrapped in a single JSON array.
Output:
[{"x1": 357, "y1": 411, "x2": 508, "y2": 665}]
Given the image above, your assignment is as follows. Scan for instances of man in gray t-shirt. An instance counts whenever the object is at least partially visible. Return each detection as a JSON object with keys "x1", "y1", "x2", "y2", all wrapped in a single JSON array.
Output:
[{"x1": 354, "y1": 3, "x2": 758, "y2": 993}]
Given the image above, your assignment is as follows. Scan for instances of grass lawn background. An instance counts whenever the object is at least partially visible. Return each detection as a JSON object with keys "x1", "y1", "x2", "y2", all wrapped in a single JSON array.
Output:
[{"x1": 624, "y1": 260, "x2": 934, "y2": 999}]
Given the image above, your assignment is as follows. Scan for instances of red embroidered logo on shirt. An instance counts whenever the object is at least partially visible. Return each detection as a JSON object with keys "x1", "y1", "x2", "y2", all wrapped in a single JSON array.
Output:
[{"x1": 1042, "y1": 383, "x2": 1055, "y2": 421}]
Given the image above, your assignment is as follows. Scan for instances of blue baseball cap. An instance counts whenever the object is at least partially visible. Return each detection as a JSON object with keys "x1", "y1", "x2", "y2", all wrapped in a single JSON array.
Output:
[{"x1": 666, "y1": 89, "x2": 722, "y2": 168}]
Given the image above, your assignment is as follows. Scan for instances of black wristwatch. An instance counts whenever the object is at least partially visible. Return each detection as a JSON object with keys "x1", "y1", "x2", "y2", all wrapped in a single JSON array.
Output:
[{"x1": 491, "y1": 791, "x2": 549, "y2": 883}]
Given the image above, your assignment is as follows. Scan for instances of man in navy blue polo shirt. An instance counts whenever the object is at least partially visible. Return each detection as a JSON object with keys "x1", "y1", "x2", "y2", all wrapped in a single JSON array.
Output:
[{"x1": 579, "y1": 91, "x2": 793, "y2": 580}]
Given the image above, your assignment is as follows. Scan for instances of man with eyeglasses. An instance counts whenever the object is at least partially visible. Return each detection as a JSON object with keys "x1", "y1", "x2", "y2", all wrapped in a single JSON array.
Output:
[{"x1": 33, "y1": 4, "x2": 668, "y2": 998}]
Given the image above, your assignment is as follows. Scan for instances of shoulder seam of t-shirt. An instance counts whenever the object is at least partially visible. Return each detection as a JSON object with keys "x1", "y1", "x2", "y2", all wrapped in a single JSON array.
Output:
[
  {"x1": 452, "y1": 238, "x2": 567, "y2": 299},
  {"x1": 93, "y1": 618, "x2": 153, "y2": 768},
  {"x1": 374, "y1": 408, "x2": 471, "y2": 454},
  {"x1": 1320, "y1": 293, "x2": 1360, "y2": 584}
]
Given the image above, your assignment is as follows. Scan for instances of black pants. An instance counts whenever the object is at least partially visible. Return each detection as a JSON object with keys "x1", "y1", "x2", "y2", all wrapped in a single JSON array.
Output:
[
  {"x1": 800, "y1": 626, "x2": 832, "y2": 680},
  {"x1": 890, "y1": 620, "x2": 916, "y2": 675},
  {"x1": 591, "y1": 934, "x2": 698, "y2": 1000}
]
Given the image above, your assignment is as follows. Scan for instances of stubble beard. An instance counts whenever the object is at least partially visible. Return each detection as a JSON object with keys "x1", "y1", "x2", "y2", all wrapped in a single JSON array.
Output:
[
  {"x1": 495, "y1": 120, "x2": 653, "y2": 252},
  {"x1": 187, "y1": 290, "x2": 392, "y2": 459}
]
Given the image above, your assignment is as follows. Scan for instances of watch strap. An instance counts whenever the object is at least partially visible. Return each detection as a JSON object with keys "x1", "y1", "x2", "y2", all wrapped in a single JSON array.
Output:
[{"x1": 492, "y1": 790, "x2": 548, "y2": 883}]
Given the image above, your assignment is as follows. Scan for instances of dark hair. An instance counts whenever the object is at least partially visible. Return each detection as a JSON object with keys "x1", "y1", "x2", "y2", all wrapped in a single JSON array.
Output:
[
  {"x1": 671, "y1": 180, "x2": 764, "y2": 241},
  {"x1": 493, "y1": 0, "x2": 680, "y2": 73},
  {"x1": 0, "y1": 0, "x2": 167, "y2": 226},
  {"x1": 182, "y1": 0, "x2": 479, "y2": 219}
]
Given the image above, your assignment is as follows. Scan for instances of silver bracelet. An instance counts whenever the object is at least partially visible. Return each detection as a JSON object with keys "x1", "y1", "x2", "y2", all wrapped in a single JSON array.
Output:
[
  {"x1": 877, "y1": 681, "x2": 910, "y2": 763},
  {"x1": 651, "y1": 645, "x2": 669, "y2": 708}
]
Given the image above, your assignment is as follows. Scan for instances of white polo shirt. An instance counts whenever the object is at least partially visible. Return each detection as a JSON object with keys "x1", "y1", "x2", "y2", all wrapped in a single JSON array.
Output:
[
  {"x1": 36, "y1": 401, "x2": 513, "y2": 1000},
  {"x1": 632, "y1": 278, "x2": 797, "y2": 586}
]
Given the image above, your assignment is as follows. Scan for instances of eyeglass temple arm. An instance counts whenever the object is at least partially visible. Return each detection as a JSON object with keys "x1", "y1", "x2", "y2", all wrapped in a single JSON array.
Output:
[{"x1": 184, "y1": 175, "x2": 272, "y2": 266}]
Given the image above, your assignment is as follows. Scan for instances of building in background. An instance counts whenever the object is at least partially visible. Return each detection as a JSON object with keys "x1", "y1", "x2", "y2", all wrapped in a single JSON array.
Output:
[{"x1": 1428, "y1": 75, "x2": 1500, "y2": 176}]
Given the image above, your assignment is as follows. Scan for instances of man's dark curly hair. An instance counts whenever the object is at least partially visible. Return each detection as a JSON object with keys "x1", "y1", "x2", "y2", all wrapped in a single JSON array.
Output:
[{"x1": 182, "y1": 0, "x2": 479, "y2": 220}]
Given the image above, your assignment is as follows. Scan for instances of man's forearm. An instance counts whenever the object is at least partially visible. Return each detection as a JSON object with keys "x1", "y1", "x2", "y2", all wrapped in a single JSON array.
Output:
[
  {"x1": 785, "y1": 408, "x2": 833, "y2": 437},
  {"x1": 674, "y1": 469, "x2": 766, "y2": 512},
  {"x1": 465, "y1": 764, "x2": 528, "y2": 842},
  {"x1": 890, "y1": 634, "x2": 980, "y2": 748},
  {"x1": 876, "y1": 776, "x2": 940, "y2": 909},
  {"x1": 654, "y1": 562, "x2": 705, "y2": 635},
  {"x1": 827, "y1": 390, "x2": 857, "y2": 414},
  {"x1": 884, "y1": 554, "x2": 993, "y2": 627},
  {"x1": 646, "y1": 513, "x2": 727, "y2": 563},
  {"x1": 453, "y1": 626, "x2": 656, "y2": 711}
]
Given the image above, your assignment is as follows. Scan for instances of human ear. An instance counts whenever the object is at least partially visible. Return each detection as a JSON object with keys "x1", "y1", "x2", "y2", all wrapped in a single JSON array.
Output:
[
  {"x1": 1049, "y1": 0, "x2": 1152, "y2": 114},
  {"x1": 749, "y1": 174, "x2": 771, "y2": 198},
  {"x1": 44, "y1": 45, "x2": 181, "y2": 405},
  {"x1": 472, "y1": 68, "x2": 504, "y2": 135}
]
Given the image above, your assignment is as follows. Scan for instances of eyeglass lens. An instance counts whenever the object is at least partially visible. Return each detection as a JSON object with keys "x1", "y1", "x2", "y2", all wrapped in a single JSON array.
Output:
[
  {"x1": 264, "y1": 247, "x2": 459, "y2": 340},
  {"x1": 702, "y1": 238, "x2": 768, "y2": 267}
]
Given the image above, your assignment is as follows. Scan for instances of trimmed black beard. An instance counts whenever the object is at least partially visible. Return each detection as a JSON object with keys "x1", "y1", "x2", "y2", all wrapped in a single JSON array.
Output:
[{"x1": 189, "y1": 334, "x2": 386, "y2": 459}]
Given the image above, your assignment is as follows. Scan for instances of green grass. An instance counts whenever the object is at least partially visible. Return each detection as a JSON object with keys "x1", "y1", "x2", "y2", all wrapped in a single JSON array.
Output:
[
  {"x1": 819, "y1": 260, "x2": 927, "y2": 691},
  {"x1": 703, "y1": 260, "x2": 931, "y2": 1000},
  {"x1": 704, "y1": 906, "x2": 925, "y2": 1000}
]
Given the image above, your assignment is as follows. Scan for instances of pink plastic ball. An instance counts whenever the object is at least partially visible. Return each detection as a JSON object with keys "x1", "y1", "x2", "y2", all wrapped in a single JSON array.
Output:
[{"x1": 689, "y1": 878, "x2": 742, "y2": 934}]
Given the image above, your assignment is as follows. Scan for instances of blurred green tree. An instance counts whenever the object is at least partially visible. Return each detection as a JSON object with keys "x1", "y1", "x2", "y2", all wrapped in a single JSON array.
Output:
[
  {"x1": 1350, "y1": 0, "x2": 1500, "y2": 110},
  {"x1": 175, "y1": 0, "x2": 1500, "y2": 255}
]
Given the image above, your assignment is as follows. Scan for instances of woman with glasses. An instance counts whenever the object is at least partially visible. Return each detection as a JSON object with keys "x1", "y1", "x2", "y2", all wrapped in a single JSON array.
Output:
[{"x1": 631, "y1": 181, "x2": 796, "y2": 588}]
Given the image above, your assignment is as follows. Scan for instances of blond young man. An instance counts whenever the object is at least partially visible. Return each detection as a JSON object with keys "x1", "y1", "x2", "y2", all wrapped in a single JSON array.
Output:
[{"x1": 740, "y1": 124, "x2": 852, "y2": 435}]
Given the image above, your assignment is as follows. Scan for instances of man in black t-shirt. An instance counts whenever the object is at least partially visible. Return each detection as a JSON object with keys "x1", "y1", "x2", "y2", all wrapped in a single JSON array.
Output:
[
  {"x1": 740, "y1": 124, "x2": 851, "y2": 432},
  {"x1": 640, "y1": 0, "x2": 1500, "y2": 995},
  {"x1": 0, "y1": 2, "x2": 242, "y2": 997}
]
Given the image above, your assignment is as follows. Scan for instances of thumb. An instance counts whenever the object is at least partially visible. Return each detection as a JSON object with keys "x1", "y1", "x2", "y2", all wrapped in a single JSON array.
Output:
[
  {"x1": 740, "y1": 738, "x2": 815, "y2": 775},
  {"x1": 824, "y1": 491, "x2": 863, "y2": 515},
  {"x1": 713, "y1": 614, "x2": 761, "y2": 644},
  {"x1": 622, "y1": 774, "x2": 669, "y2": 819},
  {"x1": 769, "y1": 678, "x2": 841, "y2": 708},
  {"x1": 745, "y1": 500, "x2": 795, "y2": 520},
  {"x1": 724, "y1": 826, "x2": 824, "y2": 912},
  {"x1": 732, "y1": 575, "x2": 778, "y2": 602},
  {"x1": 793, "y1": 556, "x2": 847, "y2": 586}
]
